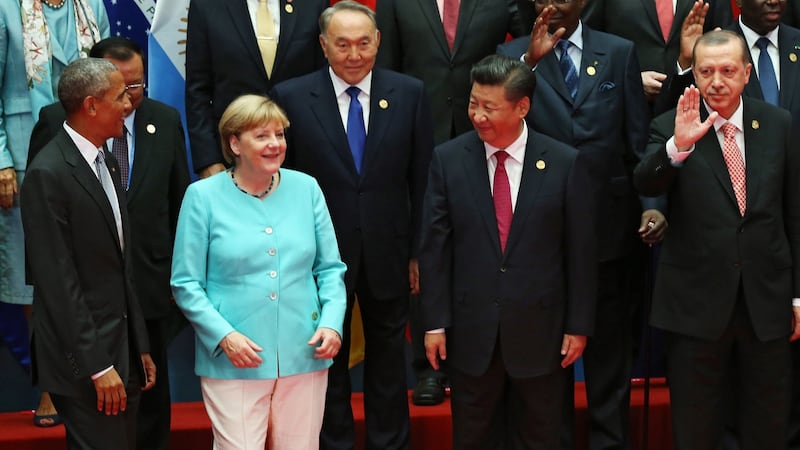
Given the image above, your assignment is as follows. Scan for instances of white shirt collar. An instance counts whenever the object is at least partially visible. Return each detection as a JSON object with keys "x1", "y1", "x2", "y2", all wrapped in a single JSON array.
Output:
[
  {"x1": 63, "y1": 121, "x2": 102, "y2": 170},
  {"x1": 484, "y1": 120, "x2": 528, "y2": 163},
  {"x1": 329, "y1": 67, "x2": 372, "y2": 99},
  {"x1": 707, "y1": 98, "x2": 745, "y2": 134},
  {"x1": 739, "y1": 17, "x2": 779, "y2": 50}
]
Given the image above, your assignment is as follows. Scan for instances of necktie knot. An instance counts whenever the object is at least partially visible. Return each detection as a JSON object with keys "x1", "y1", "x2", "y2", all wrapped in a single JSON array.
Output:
[
  {"x1": 495, "y1": 150, "x2": 509, "y2": 165},
  {"x1": 756, "y1": 37, "x2": 771, "y2": 51},
  {"x1": 558, "y1": 40, "x2": 570, "y2": 57},
  {"x1": 721, "y1": 122, "x2": 738, "y2": 140},
  {"x1": 346, "y1": 86, "x2": 361, "y2": 100}
]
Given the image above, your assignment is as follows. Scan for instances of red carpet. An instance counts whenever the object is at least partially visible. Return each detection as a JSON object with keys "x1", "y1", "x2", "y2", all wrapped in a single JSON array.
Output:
[{"x1": 0, "y1": 379, "x2": 671, "y2": 450}]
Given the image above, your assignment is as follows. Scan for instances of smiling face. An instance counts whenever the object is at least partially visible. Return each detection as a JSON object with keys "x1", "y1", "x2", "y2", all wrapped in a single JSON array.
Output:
[
  {"x1": 91, "y1": 70, "x2": 132, "y2": 140},
  {"x1": 535, "y1": 0, "x2": 585, "y2": 38},
  {"x1": 468, "y1": 82, "x2": 529, "y2": 149},
  {"x1": 692, "y1": 38, "x2": 751, "y2": 119},
  {"x1": 229, "y1": 122, "x2": 287, "y2": 178},
  {"x1": 320, "y1": 9, "x2": 380, "y2": 85}
]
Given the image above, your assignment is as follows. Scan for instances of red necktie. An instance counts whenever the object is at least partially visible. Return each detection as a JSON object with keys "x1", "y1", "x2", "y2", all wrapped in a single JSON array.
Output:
[
  {"x1": 493, "y1": 151, "x2": 512, "y2": 253},
  {"x1": 721, "y1": 123, "x2": 746, "y2": 216},
  {"x1": 655, "y1": 0, "x2": 674, "y2": 42},
  {"x1": 443, "y1": 0, "x2": 460, "y2": 52}
]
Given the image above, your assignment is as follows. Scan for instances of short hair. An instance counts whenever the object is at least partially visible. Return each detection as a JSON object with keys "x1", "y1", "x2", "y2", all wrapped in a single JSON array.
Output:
[
  {"x1": 470, "y1": 55, "x2": 537, "y2": 103},
  {"x1": 89, "y1": 37, "x2": 143, "y2": 63},
  {"x1": 692, "y1": 30, "x2": 749, "y2": 67},
  {"x1": 58, "y1": 58, "x2": 119, "y2": 115},
  {"x1": 319, "y1": 0, "x2": 377, "y2": 40},
  {"x1": 218, "y1": 95, "x2": 290, "y2": 164}
]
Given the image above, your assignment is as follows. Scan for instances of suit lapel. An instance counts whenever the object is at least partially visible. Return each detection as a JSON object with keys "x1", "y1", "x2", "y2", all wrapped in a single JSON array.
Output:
[
  {"x1": 461, "y1": 136, "x2": 502, "y2": 256},
  {"x1": 667, "y1": 0, "x2": 693, "y2": 45},
  {"x1": 539, "y1": 53, "x2": 574, "y2": 104},
  {"x1": 127, "y1": 102, "x2": 154, "y2": 204},
  {"x1": 226, "y1": 0, "x2": 269, "y2": 80},
  {"x1": 778, "y1": 27, "x2": 800, "y2": 110},
  {"x1": 274, "y1": 0, "x2": 297, "y2": 76},
  {"x1": 452, "y1": 0, "x2": 477, "y2": 56},
  {"x1": 416, "y1": 0, "x2": 451, "y2": 59},
  {"x1": 741, "y1": 101, "x2": 763, "y2": 214},
  {"x1": 573, "y1": 29, "x2": 607, "y2": 109},
  {"x1": 639, "y1": 0, "x2": 664, "y2": 43},
  {"x1": 60, "y1": 133, "x2": 122, "y2": 252},
  {"x1": 693, "y1": 106, "x2": 740, "y2": 212},
  {"x1": 363, "y1": 70, "x2": 392, "y2": 177},
  {"x1": 308, "y1": 70, "x2": 360, "y2": 178},
  {"x1": 504, "y1": 132, "x2": 547, "y2": 258}
]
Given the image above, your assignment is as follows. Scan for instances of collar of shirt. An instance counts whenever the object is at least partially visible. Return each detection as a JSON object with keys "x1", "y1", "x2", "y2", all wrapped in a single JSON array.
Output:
[
  {"x1": 246, "y1": 0, "x2": 281, "y2": 38},
  {"x1": 739, "y1": 17, "x2": 779, "y2": 50},
  {"x1": 708, "y1": 97, "x2": 744, "y2": 134},
  {"x1": 484, "y1": 121, "x2": 528, "y2": 164},
  {"x1": 330, "y1": 67, "x2": 372, "y2": 130},
  {"x1": 561, "y1": 21, "x2": 584, "y2": 54},
  {"x1": 63, "y1": 121, "x2": 102, "y2": 173},
  {"x1": 484, "y1": 121, "x2": 528, "y2": 211}
]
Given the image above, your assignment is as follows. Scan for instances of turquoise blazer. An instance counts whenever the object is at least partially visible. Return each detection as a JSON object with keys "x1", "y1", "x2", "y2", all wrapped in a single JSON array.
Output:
[
  {"x1": 0, "y1": 0, "x2": 109, "y2": 171},
  {"x1": 171, "y1": 169, "x2": 347, "y2": 379}
]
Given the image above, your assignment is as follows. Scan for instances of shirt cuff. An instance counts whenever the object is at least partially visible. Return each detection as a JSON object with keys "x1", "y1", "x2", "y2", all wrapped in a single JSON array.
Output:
[
  {"x1": 677, "y1": 63, "x2": 692, "y2": 75},
  {"x1": 426, "y1": 328, "x2": 445, "y2": 334},
  {"x1": 91, "y1": 365, "x2": 114, "y2": 380},
  {"x1": 666, "y1": 136, "x2": 694, "y2": 166},
  {"x1": 792, "y1": 298, "x2": 800, "y2": 307}
]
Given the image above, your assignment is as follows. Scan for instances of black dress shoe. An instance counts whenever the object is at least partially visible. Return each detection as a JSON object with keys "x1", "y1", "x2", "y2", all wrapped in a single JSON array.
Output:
[{"x1": 412, "y1": 377, "x2": 445, "y2": 406}]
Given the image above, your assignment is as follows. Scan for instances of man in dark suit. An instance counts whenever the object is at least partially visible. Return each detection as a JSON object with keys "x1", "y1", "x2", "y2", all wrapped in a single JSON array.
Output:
[
  {"x1": 582, "y1": 0, "x2": 732, "y2": 102},
  {"x1": 421, "y1": 54, "x2": 597, "y2": 450},
  {"x1": 269, "y1": 2, "x2": 434, "y2": 449},
  {"x1": 498, "y1": 2, "x2": 664, "y2": 449},
  {"x1": 21, "y1": 58, "x2": 155, "y2": 450},
  {"x1": 185, "y1": 0, "x2": 327, "y2": 178},
  {"x1": 634, "y1": 30, "x2": 800, "y2": 450},
  {"x1": 28, "y1": 38, "x2": 190, "y2": 450},
  {"x1": 375, "y1": 0, "x2": 526, "y2": 407}
]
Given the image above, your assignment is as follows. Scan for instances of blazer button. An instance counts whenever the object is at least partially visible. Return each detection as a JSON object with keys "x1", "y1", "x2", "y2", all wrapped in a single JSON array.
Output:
[
  {"x1": 499, "y1": 267, "x2": 507, "y2": 273},
  {"x1": 269, "y1": 292, "x2": 278, "y2": 301},
  {"x1": 265, "y1": 227, "x2": 273, "y2": 235},
  {"x1": 122, "y1": 313, "x2": 128, "y2": 319},
  {"x1": 269, "y1": 270, "x2": 277, "y2": 278},
  {"x1": 494, "y1": 299, "x2": 500, "y2": 306},
  {"x1": 268, "y1": 248, "x2": 277, "y2": 256},
  {"x1": 655, "y1": 165, "x2": 663, "y2": 174},
  {"x1": 733, "y1": 262, "x2": 741, "y2": 269},
  {"x1": 311, "y1": 312, "x2": 319, "y2": 320}
]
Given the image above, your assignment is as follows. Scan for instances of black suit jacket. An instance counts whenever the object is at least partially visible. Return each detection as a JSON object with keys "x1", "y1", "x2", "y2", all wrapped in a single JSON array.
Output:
[
  {"x1": 185, "y1": 0, "x2": 327, "y2": 172},
  {"x1": 419, "y1": 129, "x2": 597, "y2": 378},
  {"x1": 29, "y1": 99, "x2": 191, "y2": 320},
  {"x1": 498, "y1": 26, "x2": 650, "y2": 261},
  {"x1": 583, "y1": 0, "x2": 732, "y2": 75},
  {"x1": 376, "y1": 0, "x2": 525, "y2": 145},
  {"x1": 21, "y1": 130, "x2": 149, "y2": 397},
  {"x1": 634, "y1": 99, "x2": 800, "y2": 341},
  {"x1": 270, "y1": 68, "x2": 434, "y2": 298}
]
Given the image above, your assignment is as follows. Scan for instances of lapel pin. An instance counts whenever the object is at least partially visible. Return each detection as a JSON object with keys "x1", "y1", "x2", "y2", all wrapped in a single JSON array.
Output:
[
  {"x1": 790, "y1": 53, "x2": 798, "y2": 63},
  {"x1": 146, "y1": 124, "x2": 156, "y2": 134},
  {"x1": 751, "y1": 120, "x2": 759, "y2": 130},
  {"x1": 379, "y1": 99, "x2": 389, "y2": 109},
  {"x1": 285, "y1": 3, "x2": 293, "y2": 13},
  {"x1": 586, "y1": 66, "x2": 596, "y2": 76},
  {"x1": 536, "y1": 160, "x2": 546, "y2": 170}
]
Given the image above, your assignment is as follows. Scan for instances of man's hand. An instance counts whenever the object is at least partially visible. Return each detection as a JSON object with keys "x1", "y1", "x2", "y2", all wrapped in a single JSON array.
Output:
[
  {"x1": 678, "y1": 1, "x2": 710, "y2": 70},
  {"x1": 308, "y1": 327, "x2": 342, "y2": 359},
  {"x1": 523, "y1": 6, "x2": 565, "y2": 67},
  {"x1": 641, "y1": 71, "x2": 667, "y2": 100},
  {"x1": 791, "y1": 306, "x2": 800, "y2": 342},
  {"x1": 221, "y1": 331, "x2": 263, "y2": 368},
  {"x1": 141, "y1": 353, "x2": 156, "y2": 391},
  {"x1": 0, "y1": 168, "x2": 17, "y2": 209},
  {"x1": 674, "y1": 86, "x2": 718, "y2": 150},
  {"x1": 93, "y1": 368, "x2": 127, "y2": 415},
  {"x1": 560, "y1": 334, "x2": 587, "y2": 368},
  {"x1": 424, "y1": 332, "x2": 447, "y2": 371},
  {"x1": 409, "y1": 258, "x2": 420, "y2": 295},
  {"x1": 639, "y1": 209, "x2": 668, "y2": 246},
  {"x1": 198, "y1": 163, "x2": 226, "y2": 179}
]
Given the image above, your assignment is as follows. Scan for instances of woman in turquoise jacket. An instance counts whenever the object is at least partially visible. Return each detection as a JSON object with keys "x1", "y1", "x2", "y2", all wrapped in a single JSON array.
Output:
[{"x1": 171, "y1": 95, "x2": 347, "y2": 450}]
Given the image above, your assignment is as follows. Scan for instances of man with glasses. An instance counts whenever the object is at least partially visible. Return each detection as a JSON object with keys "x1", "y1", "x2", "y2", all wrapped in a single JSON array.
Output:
[
  {"x1": 498, "y1": 1, "x2": 660, "y2": 449},
  {"x1": 28, "y1": 37, "x2": 190, "y2": 450}
]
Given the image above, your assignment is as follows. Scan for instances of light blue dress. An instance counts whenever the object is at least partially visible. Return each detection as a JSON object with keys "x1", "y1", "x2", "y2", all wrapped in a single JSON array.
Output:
[
  {"x1": 171, "y1": 169, "x2": 347, "y2": 380},
  {"x1": 0, "y1": 0, "x2": 109, "y2": 304}
]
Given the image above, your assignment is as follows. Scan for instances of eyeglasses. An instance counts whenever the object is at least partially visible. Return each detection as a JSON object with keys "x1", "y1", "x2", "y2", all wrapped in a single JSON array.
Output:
[
  {"x1": 125, "y1": 82, "x2": 146, "y2": 91},
  {"x1": 530, "y1": 0, "x2": 572, "y2": 5}
]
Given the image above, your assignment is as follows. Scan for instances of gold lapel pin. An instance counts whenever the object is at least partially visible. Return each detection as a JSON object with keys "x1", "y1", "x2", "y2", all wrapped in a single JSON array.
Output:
[
  {"x1": 536, "y1": 160, "x2": 546, "y2": 170},
  {"x1": 586, "y1": 66, "x2": 596, "y2": 76},
  {"x1": 379, "y1": 99, "x2": 389, "y2": 109},
  {"x1": 285, "y1": 4, "x2": 293, "y2": 13},
  {"x1": 751, "y1": 120, "x2": 759, "y2": 130},
  {"x1": 146, "y1": 124, "x2": 156, "y2": 134},
  {"x1": 790, "y1": 53, "x2": 798, "y2": 63}
]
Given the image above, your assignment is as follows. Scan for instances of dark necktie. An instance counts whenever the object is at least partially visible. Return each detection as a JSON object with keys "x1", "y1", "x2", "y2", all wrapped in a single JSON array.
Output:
[
  {"x1": 755, "y1": 37, "x2": 779, "y2": 106},
  {"x1": 346, "y1": 86, "x2": 366, "y2": 174},
  {"x1": 493, "y1": 151, "x2": 512, "y2": 253},
  {"x1": 557, "y1": 40, "x2": 579, "y2": 99},
  {"x1": 95, "y1": 151, "x2": 125, "y2": 250},
  {"x1": 111, "y1": 125, "x2": 129, "y2": 189},
  {"x1": 442, "y1": 0, "x2": 460, "y2": 52}
]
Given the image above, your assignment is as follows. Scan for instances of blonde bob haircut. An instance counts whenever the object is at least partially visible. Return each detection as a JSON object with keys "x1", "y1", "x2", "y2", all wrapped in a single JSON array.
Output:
[{"x1": 218, "y1": 94, "x2": 290, "y2": 164}]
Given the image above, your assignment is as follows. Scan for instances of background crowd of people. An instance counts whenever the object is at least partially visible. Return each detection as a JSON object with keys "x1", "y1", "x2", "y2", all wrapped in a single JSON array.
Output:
[{"x1": 2, "y1": 0, "x2": 800, "y2": 449}]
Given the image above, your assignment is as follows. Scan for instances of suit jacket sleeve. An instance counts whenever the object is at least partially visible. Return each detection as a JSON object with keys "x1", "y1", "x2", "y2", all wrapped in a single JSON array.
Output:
[
  {"x1": 409, "y1": 84, "x2": 435, "y2": 256},
  {"x1": 633, "y1": 110, "x2": 681, "y2": 197},
  {"x1": 185, "y1": 0, "x2": 223, "y2": 173}
]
